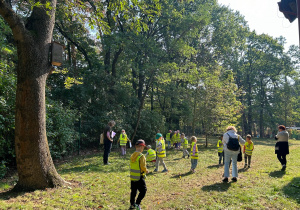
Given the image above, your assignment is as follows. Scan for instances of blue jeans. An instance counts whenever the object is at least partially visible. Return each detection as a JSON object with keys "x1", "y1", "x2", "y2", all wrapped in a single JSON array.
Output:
[
  {"x1": 224, "y1": 150, "x2": 238, "y2": 178},
  {"x1": 191, "y1": 159, "x2": 198, "y2": 170}
]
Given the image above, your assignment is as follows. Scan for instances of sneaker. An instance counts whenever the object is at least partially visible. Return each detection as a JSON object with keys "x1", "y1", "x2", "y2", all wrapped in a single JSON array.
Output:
[
  {"x1": 248, "y1": 165, "x2": 251, "y2": 168},
  {"x1": 153, "y1": 169, "x2": 158, "y2": 172},
  {"x1": 129, "y1": 205, "x2": 136, "y2": 210},
  {"x1": 231, "y1": 177, "x2": 237, "y2": 182},
  {"x1": 162, "y1": 169, "x2": 168, "y2": 172},
  {"x1": 222, "y1": 177, "x2": 228, "y2": 183},
  {"x1": 281, "y1": 165, "x2": 286, "y2": 171},
  {"x1": 244, "y1": 164, "x2": 247, "y2": 168},
  {"x1": 182, "y1": 156, "x2": 185, "y2": 158},
  {"x1": 104, "y1": 162, "x2": 111, "y2": 165},
  {"x1": 135, "y1": 204, "x2": 141, "y2": 210}
]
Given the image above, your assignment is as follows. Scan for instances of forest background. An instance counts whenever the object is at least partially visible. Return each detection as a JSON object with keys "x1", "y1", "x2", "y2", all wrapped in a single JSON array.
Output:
[{"x1": 0, "y1": 0, "x2": 300, "y2": 179}]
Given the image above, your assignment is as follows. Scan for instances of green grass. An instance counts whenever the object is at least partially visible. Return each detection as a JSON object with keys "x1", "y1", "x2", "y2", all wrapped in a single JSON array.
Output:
[{"x1": 1, "y1": 138, "x2": 300, "y2": 209}]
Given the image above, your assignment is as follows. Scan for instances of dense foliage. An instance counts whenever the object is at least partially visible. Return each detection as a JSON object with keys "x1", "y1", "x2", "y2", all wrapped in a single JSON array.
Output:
[{"x1": 0, "y1": 1, "x2": 299, "y2": 178}]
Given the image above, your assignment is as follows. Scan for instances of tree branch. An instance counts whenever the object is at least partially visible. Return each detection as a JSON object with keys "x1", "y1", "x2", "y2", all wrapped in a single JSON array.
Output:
[
  {"x1": 55, "y1": 22, "x2": 93, "y2": 70},
  {"x1": 0, "y1": 0, "x2": 27, "y2": 42}
]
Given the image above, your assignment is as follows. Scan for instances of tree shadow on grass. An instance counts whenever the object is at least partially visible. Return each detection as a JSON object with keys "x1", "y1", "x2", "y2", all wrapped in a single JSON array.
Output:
[
  {"x1": 282, "y1": 177, "x2": 300, "y2": 204},
  {"x1": 170, "y1": 171, "x2": 193, "y2": 179},
  {"x1": 202, "y1": 182, "x2": 232, "y2": 192},
  {"x1": 0, "y1": 188, "x2": 26, "y2": 200},
  {"x1": 238, "y1": 167, "x2": 249, "y2": 173},
  {"x1": 58, "y1": 160, "x2": 130, "y2": 175},
  {"x1": 269, "y1": 170, "x2": 286, "y2": 178}
]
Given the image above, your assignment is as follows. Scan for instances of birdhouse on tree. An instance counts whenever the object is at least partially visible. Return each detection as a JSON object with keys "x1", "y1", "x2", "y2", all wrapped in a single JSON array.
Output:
[{"x1": 51, "y1": 41, "x2": 65, "y2": 66}]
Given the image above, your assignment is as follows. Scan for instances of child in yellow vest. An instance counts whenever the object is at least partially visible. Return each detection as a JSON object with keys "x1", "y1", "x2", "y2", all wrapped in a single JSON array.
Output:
[
  {"x1": 154, "y1": 133, "x2": 168, "y2": 172},
  {"x1": 217, "y1": 136, "x2": 224, "y2": 165},
  {"x1": 145, "y1": 145, "x2": 156, "y2": 162},
  {"x1": 129, "y1": 140, "x2": 148, "y2": 210},
  {"x1": 118, "y1": 129, "x2": 131, "y2": 156},
  {"x1": 243, "y1": 134, "x2": 254, "y2": 168},
  {"x1": 190, "y1": 136, "x2": 199, "y2": 173},
  {"x1": 181, "y1": 133, "x2": 190, "y2": 158}
]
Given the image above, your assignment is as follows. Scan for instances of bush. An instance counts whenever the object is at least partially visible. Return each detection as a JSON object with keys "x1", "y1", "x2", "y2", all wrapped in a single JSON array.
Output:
[{"x1": 46, "y1": 100, "x2": 79, "y2": 159}]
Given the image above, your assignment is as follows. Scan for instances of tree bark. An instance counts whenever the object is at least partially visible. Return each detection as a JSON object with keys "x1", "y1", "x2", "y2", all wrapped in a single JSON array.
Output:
[{"x1": 0, "y1": 0, "x2": 65, "y2": 190}]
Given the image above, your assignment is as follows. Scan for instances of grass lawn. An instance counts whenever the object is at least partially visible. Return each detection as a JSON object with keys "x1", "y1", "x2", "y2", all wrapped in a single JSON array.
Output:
[{"x1": 0, "y1": 138, "x2": 300, "y2": 209}]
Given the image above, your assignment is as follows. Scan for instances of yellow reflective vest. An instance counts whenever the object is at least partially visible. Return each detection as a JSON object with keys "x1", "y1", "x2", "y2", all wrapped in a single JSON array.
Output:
[
  {"x1": 244, "y1": 142, "x2": 254, "y2": 156},
  {"x1": 190, "y1": 142, "x2": 199, "y2": 159},
  {"x1": 156, "y1": 139, "x2": 166, "y2": 158},
  {"x1": 119, "y1": 134, "x2": 128, "y2": 146},
  {"x1": 146, "y1": 149, "x2": 156, "y2": 161},
  {"x1": 176, "y1": 134, "x2": 181, "y2": 143},
  {"x1": 217, "y1": 140, "x2": 223, "y2": 153},
  {"x1": 130, "y1": 153, "x2": 144, "y2": 181},
  {"x1": 166, "y1": 133, "x2": 171, "y2": 141},
  {"x1": 183, "y1": 138, "x2": 188, "y2": 149}
]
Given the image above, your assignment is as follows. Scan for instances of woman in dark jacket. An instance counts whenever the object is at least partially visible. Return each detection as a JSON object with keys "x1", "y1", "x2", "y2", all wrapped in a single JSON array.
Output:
[
  {"x1": 103, "y1": 120, "x2": 116, "y2": 165},
  {"x1": 275, "y1": 125, "x2": 289, "y2": 171}
]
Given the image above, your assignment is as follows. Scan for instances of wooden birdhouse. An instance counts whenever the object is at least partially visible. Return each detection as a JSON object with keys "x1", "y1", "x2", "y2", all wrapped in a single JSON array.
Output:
[{"x1": 51, "y1": 41, "x2": 65, "y2": 66}]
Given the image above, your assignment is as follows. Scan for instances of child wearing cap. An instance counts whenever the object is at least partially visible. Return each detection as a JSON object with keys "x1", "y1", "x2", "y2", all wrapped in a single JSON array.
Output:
[
  {"x1": 190, "y1": 136, "x2": 198, "y2": 173},
  {"x1": 129, "y1": 139, "x2": 149, "y2": 210},
  {"x1": 243, "y1": 134, "x2": 254, "y2": 168},
  {"x1": 145, "y1": 145, "x2": 156, "y2": 162},
  {"x1": 154, "y1": 133, "x2": 168, "y2": 172},
  {"x1": 118, "y1": 129, "x2": 131, "y2": 156},
  {"x1": 181, "y1": 133, "x2": 189, "y2": 158}
]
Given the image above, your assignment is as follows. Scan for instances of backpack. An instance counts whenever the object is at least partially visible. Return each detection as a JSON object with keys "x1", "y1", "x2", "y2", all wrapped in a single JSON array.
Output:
[
  {"x1": 226, "y1": 133, "x2": 240, "y2": 151},
  {"x1": 100, "y1": 133, "x2": 104, "y2": 145}
]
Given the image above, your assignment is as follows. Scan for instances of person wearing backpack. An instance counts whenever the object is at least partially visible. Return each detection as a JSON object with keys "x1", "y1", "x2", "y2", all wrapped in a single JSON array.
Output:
[{"x1": 222, "y1": 126, "x2": 245, "y2": 183}]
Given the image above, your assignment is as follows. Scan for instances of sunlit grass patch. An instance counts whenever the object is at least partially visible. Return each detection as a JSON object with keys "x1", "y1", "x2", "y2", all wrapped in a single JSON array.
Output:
[{"x1": 0, "y1": 138, "x2": 299, "y2": 209}]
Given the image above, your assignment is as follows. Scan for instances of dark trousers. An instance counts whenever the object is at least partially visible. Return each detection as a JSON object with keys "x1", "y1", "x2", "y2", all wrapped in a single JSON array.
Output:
[
  {"x1": 277, "y1": 153, "x2": 287, "y2": 165},
  {"x1": 103, "y1": 140, "x2": 112, "y2": 164},
  {"x1": 130, "y1": 177, "x2": 147, "y2": 205},
  {"x1": 244, "y1": 154, "x2": 252, "y2": 165},
  {"x1": 218, "y1": 152, "x2": 224, "y2": 164}
]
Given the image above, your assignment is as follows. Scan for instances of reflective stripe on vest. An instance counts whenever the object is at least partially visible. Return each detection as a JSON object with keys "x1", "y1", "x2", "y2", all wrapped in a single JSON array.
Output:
[
  {"x1": 190, "y1": 142, "x2": 199, "y2": 159},
  {"x1": 120, "y1": 134, "x2": 127, "y2": 146},
  {"x1": 147, "y1": 149, "x2": 156, "y2": 161},
  {"x1": 217, "y1": 140, "x2": 223, "y2": 153},
  {"x1": 166, "y1": 133, "x2": 171, "y2": 141},
  {"x1": 157, "y1": 140, "x2": 166, "y2": 158},
  {"x1": 130, "y1": 153, "x2": 143, "y2": 181},
  {"x1": 183, "y1": 138, "x2": 188, "y2": 148},
  {"x1": 245, "y1": 142, "x2": 254, "y2": 155}
]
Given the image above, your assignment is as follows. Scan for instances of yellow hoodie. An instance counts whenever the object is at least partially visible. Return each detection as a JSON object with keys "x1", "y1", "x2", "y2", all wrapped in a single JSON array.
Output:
[{"x1": 130, "y1": 151, "x2": 147, "y2": 174}]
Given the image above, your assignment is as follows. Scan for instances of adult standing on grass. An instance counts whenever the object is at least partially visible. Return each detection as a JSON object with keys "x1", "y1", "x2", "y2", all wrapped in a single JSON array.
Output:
[
  {"x1": 103, "y1": 120, "x2": 116, "y2": 165},
  {"x1": 275, "y1": 125, "x2": 289, "y2": 171},
  {"x1": 222, "y1": 126, "x2": 245, "y2": 182}
]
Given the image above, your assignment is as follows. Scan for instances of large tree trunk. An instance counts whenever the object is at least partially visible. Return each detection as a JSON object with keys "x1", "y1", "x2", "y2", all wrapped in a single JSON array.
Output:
[{"x1": 0, "y1": 0, "x2": 65, "y2": 190}]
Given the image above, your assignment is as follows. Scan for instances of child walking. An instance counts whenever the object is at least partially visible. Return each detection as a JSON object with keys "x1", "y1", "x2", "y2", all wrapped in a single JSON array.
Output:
[
  {"x1": 190, "y1": 136, "x2": 198, "y2": 173},
  {"x1": 129, "y1": 140, "x2": 148, "y2": 210},
  {"x1": 181, "y1": 133, "x2": 189, "y2": 158},
  {"x1": 154, "y1": 133, "x2": 168, "y2": 172},
  {"x1": 118, "y1": 129, "x2": 130, "y2": 156},
  {"x1": 217, "y1": 136, "x2": 224, "y2": 165},
  {"x1": 244, "y1": 134, "x2": 254, "y2": 168}
]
